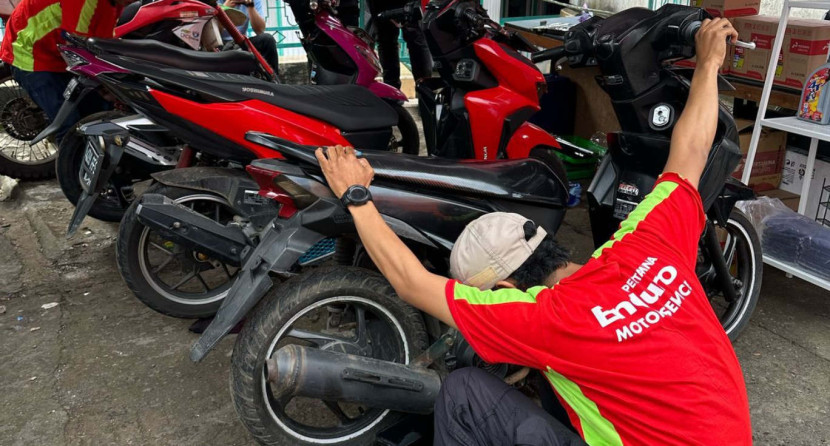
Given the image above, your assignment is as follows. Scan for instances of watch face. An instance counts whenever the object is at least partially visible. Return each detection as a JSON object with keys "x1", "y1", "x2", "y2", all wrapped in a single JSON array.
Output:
[{"x1": 348, "y1": 186, "x2": 370, "y2": 203}]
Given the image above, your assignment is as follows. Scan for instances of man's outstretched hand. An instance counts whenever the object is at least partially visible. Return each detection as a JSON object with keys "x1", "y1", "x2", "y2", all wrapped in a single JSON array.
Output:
[
  {"x1": 695, "y1": 18, "x2": 739, "y2": 72},
  {"x1": 315, "y1": 145, "x2": 374, "y2": 199}
]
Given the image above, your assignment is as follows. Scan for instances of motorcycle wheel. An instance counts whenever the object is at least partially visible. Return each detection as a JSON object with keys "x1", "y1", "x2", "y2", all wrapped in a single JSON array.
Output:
[
  {"x1": 0, "y1": 74, "x2": 59, "y2": 180},
  {"x1": 390, "y1": 103, "x2": 420, "y2": 155},
  {"x1": 56, "y1": 110, "x2": 130, "y2": 222},
  {"x1": 700, "y1": 209, "x2": 762, "y2": 341},
  {"x1": 116, "y1": 183, "x2": 239, "y2": 319},
  {"x1": 231, "y1": 267, "x2": 427, "y2": 446}
]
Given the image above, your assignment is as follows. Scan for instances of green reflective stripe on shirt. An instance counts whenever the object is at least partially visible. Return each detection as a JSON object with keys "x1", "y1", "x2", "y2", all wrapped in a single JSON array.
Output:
[
  {"x1": 544, "y1": 368, "x2": 623, "y2": 446},
  {"x1": 453, "y1": 282, "x2": 547, "y2": 306},
  {"x1": 76, "y1": 0, "x2": 100, "y2": 34},
  {"x1": 591, "y1": 181, "x2": 679, "y2": 258},
  {"x1": 11, "y1": 3, "x2": 62, "y2": 71}
]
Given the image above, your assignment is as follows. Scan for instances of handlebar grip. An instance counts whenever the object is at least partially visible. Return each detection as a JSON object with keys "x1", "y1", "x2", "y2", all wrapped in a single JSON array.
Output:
[
  {"x1": 378, "y1": 7, "x2": 406, "y2": 20},
  {"x1": 531, "y1": 46, "x2": 566, "y2": 63},
  {"x1": 681, "y1": 20, "x2": 701, "y2": 45}
]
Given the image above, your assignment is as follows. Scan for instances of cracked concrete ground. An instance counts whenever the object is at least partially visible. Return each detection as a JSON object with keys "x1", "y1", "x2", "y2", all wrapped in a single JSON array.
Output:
[{"x1": 0, "y1": 181, "x2": 828, "y2": 446}]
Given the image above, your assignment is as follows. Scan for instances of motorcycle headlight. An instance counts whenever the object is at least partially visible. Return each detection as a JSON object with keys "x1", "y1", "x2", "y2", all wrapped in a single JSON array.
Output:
[{"x1": 61, "y1": 50, "x2": 89, "y2": 70}]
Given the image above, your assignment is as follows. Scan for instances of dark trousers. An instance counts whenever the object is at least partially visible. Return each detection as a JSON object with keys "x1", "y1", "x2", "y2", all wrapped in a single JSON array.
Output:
[
  {"x1": 434, "y1": 368, "x2": 588, "y2": 446},
  {"x1": 366, "y1": 0, "x2": 432, "y2": 89},
  {"x1": 249, "y1": 33, "x2": 279, "y2": 74},
  {"x1": 11, "y1": 67, "x2": 108, "y2": 142}
]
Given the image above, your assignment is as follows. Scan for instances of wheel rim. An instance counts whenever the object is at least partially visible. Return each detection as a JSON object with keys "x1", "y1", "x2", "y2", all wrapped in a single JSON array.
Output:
[
  {"x1": 0, "y1": 79, "x2": 58, "y2": 165},
  {"x1": 136, "y1": 194, "x2": 238, "y2": 306},
  {"x1": 260, "y1": 296, "x2": 410, "y2": 443},
  {"x1": 707, "y1": 217, "x2": 757, "y2": 336}
]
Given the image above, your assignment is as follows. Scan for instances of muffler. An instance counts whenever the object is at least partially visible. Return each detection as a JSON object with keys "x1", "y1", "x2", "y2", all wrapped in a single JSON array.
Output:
[
  {"x1": 265, "y1": 344, "x2": 442, "y2": 414},
  {"x1": 135, "y1": 193, "x2": 251, "y2": 265}
]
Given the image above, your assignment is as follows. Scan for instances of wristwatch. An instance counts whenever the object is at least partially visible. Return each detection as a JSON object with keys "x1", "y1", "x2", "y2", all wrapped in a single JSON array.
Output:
[{"x1": 340, "y1": 185, "x2": 372, "y2": 208}]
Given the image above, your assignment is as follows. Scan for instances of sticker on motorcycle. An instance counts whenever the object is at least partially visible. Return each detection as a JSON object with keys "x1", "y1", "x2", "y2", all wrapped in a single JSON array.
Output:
[{"x1": 174, "y1": 21, "x2": 208, "y2": 50}]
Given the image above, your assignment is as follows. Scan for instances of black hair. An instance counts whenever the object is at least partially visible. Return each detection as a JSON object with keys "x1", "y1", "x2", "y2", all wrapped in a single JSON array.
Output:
[{"x1": 508, "y1": 235, "x2": 570, "y2": 291}]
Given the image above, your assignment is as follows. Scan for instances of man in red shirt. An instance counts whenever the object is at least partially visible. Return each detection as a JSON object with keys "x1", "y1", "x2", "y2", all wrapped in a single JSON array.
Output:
[
  {"x1": 315, "y1": 17, "x2": 752, "y2": 445},
  {"x1": 0, "y1": 0, "x2": 136, "y2": 140}
]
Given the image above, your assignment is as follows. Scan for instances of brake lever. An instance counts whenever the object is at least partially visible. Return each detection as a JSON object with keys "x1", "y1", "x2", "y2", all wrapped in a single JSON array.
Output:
[{"x1": 728, "y1": 37, "x2": 755, "y2": 50}]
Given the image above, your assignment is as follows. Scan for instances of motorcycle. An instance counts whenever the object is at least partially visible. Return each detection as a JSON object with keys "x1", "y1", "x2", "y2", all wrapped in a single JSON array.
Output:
[
  {"x1": 32, "y1": 0, "x2": 261, "y2": 230},
  {"x1": 71, "y1": 22, "x2": 416, "y2": 317},
  {"x1": 127, "y1": 3, "x2": 763, "y2": 444},
  {"x1": 0, "y1": 0, "x2": 246, "y2": 181},
  {"x1": 286, "y1": 0, "x2": 420, "y2": 155}
]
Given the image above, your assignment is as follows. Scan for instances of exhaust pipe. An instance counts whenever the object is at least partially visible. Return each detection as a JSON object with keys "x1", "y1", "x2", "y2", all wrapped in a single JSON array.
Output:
[
  {"x1": 135, "y1": 193, "x2": 251, "y2": 265},
  {"x1": 266, "y1": 344, "x2": 442, "y2": 415}
]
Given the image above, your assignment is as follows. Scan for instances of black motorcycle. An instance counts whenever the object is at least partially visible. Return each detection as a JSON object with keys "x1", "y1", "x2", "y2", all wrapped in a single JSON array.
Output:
[{"x1": 127, "y1": 3, "x2": 761, "y2": 445}]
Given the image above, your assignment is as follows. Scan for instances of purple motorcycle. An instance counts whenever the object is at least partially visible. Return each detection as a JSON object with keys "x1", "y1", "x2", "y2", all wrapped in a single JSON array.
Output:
[{"x1": 288, "y1": 0, "x2": 420, "y2": 154}]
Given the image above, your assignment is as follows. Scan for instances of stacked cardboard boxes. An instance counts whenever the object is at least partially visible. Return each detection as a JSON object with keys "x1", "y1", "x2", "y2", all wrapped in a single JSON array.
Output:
[
  {"x1": 731, "y1": 118, "x2": 787, "y2": 191},
  {"x1": 699, "y1": 0, "x2": 760, "y2": 18},
  {"x1": 730, "y1": 16, "x2": 830, "y2": 90}
]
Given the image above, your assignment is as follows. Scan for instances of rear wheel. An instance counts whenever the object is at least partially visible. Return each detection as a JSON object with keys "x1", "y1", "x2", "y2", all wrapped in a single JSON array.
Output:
[
  {"x1": 390, "y1": 103, "x2": 420, "y2": 155},
  {"x1": 116, "y1": 183, "x2": 240, "y2": 318},
  {"x1": 699, "y1": 210, "x2": 762, "y2": 340},
  {"x1": 56, "y1": 110, "x2": 131, "y2": 222},
  {"x1": 231, "y1": 267, "x2": 427, "y2": 446},
  {"x1": 0, "y1": 75, "x2": 58, "y2": 180}
]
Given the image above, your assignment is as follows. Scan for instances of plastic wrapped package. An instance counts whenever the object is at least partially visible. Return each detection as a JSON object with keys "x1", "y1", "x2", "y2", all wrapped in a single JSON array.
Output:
[{"x1": 737, "y1": 197, "x2": 830, "y2": 279}]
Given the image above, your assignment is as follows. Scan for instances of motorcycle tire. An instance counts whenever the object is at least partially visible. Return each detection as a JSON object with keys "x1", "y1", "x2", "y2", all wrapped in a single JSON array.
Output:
[
  {"x1": 116, "y1": 183, "x2": 238, "y2": 319},
  {"x1": 56, "y1": 110, "x2": 130, "y2": 222},
  {"x1": 0, "y1": 72, "x2": 58, "y2": 180},
  {"x1": 706, "y1": 209, "x2": 762, "y2": 341},
  {"x1": 231, "y1": 267, "x2": 427, "y2": 446},
  {"x1": 391, "y1": 103, "x2": 420, "y2": 155}
]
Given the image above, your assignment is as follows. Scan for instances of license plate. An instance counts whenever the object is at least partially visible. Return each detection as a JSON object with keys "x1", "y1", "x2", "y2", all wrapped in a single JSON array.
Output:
[
  {"x1": 63, "y1": 78, "x2": 79, "y2": 100},
  {"x1": 80, "y1": 140, "x2": 103, "y2": 193}
]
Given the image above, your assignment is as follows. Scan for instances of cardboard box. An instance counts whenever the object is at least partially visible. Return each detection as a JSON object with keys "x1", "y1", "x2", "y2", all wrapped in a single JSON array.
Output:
[
  {"x1": 781, "y1": 147, "x2": 830, "y2": 221},
  {"x1": 699, "y1": 0, "x2": 760, "y2": 18},
  {"x1": 779, "y1": 19, "x2": 830, "y2": 90},
  {"x1": 730, "y1": 16, "x2": 785, "y2": 83},
  {"x1": 731, "y1": 118, "x2": 787, "y2": 191},
  {"x1": 761, "y1": 188, "x2": 801, "y2": 211}
]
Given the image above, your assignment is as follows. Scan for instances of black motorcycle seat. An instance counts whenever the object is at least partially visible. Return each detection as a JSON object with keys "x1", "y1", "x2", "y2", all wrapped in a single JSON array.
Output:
[
  {"x1": 87, "y1": 38, "x2": 260, "y2": 75},
  {"x1": 248, "y1": 133, "x2": 568, "y2": 206},
  {"x1": 206, "y1": 80, "x2": 398, "y2": 132}
]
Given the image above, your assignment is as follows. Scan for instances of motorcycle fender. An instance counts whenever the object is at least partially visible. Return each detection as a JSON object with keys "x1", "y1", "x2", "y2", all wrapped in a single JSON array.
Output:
[
  {"x1": 505, "y1": 122, "x2": 561, "y2": 159},
  {"x1": 151, "y1": 167, "x2": 280, "y2": 226},
  {"x1": 368, "y1": 81, "x2": 407, "y2": 103},
  {"x1": 191, "y1": 199, "x2": 341, "y2": 361},
  {"x1": 30, "y1": 77, "x2": 97, "y2": 145},
  {"x1": 708, "y1": 177, "x2": 755, "y2": 227}
]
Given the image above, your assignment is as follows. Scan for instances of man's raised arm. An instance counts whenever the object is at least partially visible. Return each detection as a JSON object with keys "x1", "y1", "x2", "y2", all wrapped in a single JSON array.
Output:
[{"x1": 664, "y1": 18, "x2": 738, "y2": 187}]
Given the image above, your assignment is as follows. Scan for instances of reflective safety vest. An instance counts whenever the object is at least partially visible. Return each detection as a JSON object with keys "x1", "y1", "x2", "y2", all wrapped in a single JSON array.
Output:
[{"x1": 0, "y1": 0, "x2": 121, "y2": 72}]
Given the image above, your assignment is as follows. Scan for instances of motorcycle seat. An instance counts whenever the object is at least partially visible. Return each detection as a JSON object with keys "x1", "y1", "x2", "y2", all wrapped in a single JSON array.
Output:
[
  {"x1": 247, "y1": 133, "x2": 568, "y2": 206},
  {"x1": 210, "y1": 81, "x2": 398, "y2": 132},
  {"x1": 87, "y1": 38, "x2": 260, "y2": 75}
]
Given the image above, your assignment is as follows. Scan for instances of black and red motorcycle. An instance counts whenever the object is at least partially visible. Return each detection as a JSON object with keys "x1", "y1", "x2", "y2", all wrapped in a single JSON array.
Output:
[{"x1": 128, "y1": 3, "x2": 762, "y2": 445}]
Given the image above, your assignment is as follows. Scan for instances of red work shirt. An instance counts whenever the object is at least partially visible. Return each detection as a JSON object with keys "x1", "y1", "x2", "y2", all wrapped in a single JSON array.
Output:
[
  {"x1": 1, "y1": 0, "x2": 122, "y2": 72},
  {"x1": 445, "y1": 173, "x2": 752, "y2": 445}
]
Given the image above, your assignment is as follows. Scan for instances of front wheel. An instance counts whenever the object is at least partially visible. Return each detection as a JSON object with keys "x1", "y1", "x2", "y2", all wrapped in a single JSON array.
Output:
[
  {"x1": 390, "y1": 103, "x2": 420, "y2": 155},
  {"x1": 231, "y1": 267, "x2": 427, "y2": 446},
  {"x1": 699, "y1": 209, "x2": 762, "y2": 341}
]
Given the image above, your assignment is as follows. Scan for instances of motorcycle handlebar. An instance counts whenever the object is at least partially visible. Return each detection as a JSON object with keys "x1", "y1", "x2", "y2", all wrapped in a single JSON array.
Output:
[
  {"x1": 681, "y1": 20, "x2": 756, "y2": 50},
  {"x1": 531, "y1": 45, "x2": 566, "y2": 63},
  {"x1": 378, "y1": 7, "x2": 407, "y2": 20}
]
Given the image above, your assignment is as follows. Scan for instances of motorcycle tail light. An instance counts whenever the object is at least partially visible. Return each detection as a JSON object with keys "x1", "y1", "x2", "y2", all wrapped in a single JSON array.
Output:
[
  {"x1": 246, "y1": 164, "x2": 316, "y2": 218},
  {"x1": 536, "y1": 81, "x2": 548, "y2": 102},
  {"x1": 61, "y1": 50, "x2": 89, "y2": 70}
]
